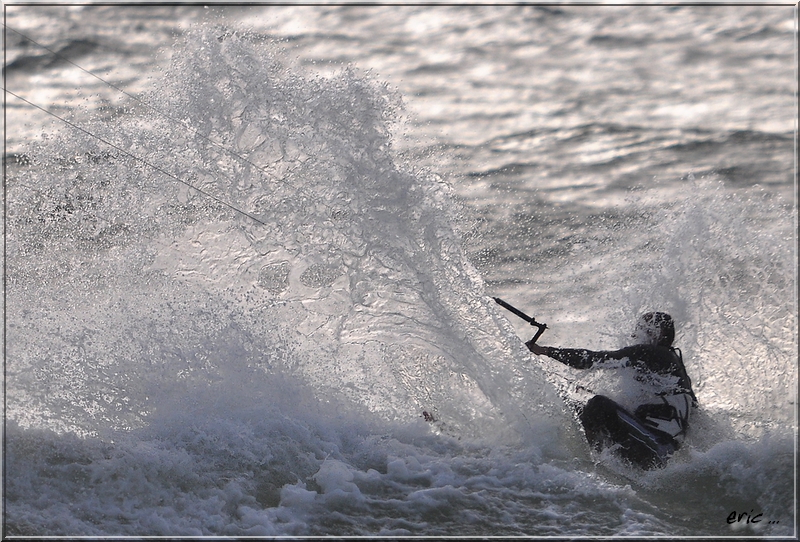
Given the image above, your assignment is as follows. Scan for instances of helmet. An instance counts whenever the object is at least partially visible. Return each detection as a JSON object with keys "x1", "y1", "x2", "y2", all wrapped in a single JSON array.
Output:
[{"x1": 634, "y1": 312, "x2": 675, "y2": 346}]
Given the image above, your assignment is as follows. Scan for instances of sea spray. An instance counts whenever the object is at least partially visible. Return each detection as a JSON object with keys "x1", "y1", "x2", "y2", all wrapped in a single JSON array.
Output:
[
  {"x1": 573, "y1": 177, "x2": 797, "y2": 439},
  {"x1": 6, "y1": 28, "x2": 571, "y2": 449},
  {"x1": 486, "y1": 173, "x2": 795, "y2": 445}
]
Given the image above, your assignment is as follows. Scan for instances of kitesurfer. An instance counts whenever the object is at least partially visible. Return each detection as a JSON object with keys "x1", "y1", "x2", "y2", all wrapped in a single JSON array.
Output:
[{"x1": 526, "y1": 312, "x2": 697, "y2": 469}]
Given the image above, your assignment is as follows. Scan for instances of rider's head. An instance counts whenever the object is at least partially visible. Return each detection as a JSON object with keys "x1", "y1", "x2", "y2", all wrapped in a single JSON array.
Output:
[{"x1": 633, "y1": 312, "x2": 675, "y2": 347}]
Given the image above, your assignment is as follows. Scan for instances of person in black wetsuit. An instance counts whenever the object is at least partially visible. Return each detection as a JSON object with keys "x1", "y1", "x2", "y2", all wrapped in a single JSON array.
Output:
[{"x1": 527, "y1": 312, "x2": 697, "y2": 469}]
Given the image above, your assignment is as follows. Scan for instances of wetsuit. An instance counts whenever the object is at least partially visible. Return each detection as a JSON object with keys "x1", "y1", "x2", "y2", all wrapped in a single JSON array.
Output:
[{"x1": 539, "y1": 344, "x2": 697, "y2": 469}]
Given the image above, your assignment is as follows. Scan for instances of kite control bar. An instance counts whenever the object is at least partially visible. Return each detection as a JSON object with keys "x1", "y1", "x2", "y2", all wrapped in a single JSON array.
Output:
[{"x1": 493, "y1": 297, "x2": 548, "y2": 344}]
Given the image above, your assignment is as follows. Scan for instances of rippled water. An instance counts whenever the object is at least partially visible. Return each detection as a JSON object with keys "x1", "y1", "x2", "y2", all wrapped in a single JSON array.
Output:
[{"x1": 4, "y1": 5, "x2": 796, "y2": 537}]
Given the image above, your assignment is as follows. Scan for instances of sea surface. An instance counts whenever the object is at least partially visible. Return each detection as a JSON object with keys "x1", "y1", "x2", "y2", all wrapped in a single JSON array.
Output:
[{"x1": 3, "y1": 4, "x2": 797, "y2": 537}]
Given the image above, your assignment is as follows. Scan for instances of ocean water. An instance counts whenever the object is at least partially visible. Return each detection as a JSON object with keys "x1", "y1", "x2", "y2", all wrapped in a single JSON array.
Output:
[{"x1": 3, "y1": 4, "x2": 797, "y2": 537}]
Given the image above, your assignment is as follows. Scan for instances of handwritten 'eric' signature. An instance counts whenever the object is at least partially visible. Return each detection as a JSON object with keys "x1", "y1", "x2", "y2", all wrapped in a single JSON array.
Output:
[{"x1": 727, "y1": 510, "x2": 780, "y2": 526}]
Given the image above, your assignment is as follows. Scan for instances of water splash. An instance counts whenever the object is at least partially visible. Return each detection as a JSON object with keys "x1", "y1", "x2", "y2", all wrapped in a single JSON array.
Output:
[
  {"x1": 7, "y1": 28, "x2": 569, "y2": 447},
  {"x1": 613, "y1": 178, "x2": 796, "y2": 437}
]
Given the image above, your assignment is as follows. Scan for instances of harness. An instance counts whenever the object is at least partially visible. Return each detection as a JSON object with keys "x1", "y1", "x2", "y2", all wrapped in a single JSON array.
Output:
[
  {"x1": 635, "y1": 347, "x2": 696, "y2": 441},
  {"x1": 670, "y1": 347, "x2": 698, "y2": 406},
  {"x1": 638, "y1": 393, "x2": 693, "y2": 441}
]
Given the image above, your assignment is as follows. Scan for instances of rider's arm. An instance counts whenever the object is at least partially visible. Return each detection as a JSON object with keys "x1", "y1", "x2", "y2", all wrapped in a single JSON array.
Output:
[{"x1": 526, "y1": 340, "x2": 631, "y2": 369}]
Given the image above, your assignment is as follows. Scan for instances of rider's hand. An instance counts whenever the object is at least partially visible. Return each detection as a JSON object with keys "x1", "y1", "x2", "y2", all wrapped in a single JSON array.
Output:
[{"x1": 526, "y1": 340, "x2": 547, "y2": 355}]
